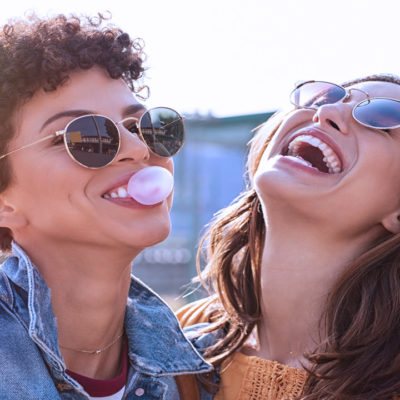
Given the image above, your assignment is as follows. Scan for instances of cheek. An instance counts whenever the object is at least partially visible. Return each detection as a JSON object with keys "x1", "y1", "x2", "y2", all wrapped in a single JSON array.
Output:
[
  {"x1": 361, "y1": 165, "x2": 400, "y2": 207},
  {"x1": 150, "y1": 156, "x2": 174, "y2": 208},
  {"x1": 252, "y1": 147, "x2": 281, "y2": 195},
  {"x1": 150, "y1": 154, "x2": 174, "y2": 173},
  {"x1": 337, "y1": 153, "x2": 400, "y2": 224},
  {"x1": 10, "y1": 150, "x2": 89, "y2": 203},
  {"x1": 166, "y1": 158, "x2": 174, "y2": 175},
  {"x1": 167, "y1": 160, "x2": 175, "y2": 209},
  {"x1": 166, "y1": 191, "x2": 174, "y2": 210},
  {"x1": 360, "y1": 143, "x2": 400, "y2": 191},
  {"x1": 255, "y1": 148, "x2": 272, "y2": 173}
]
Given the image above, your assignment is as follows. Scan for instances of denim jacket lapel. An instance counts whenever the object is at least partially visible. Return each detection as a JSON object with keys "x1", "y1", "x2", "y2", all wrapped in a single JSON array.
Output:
[{"x1": 2, "y1": 242, "x2": 212, "y2": 379}]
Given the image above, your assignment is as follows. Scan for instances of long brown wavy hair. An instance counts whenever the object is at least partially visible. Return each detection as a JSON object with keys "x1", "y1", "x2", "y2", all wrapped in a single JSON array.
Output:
[
  {"x1": 198, "y1": 74, "x2": 400, "y2": 399},
  {"x1": 0, "y1": 13, "x2": 145, "y2": 251}
]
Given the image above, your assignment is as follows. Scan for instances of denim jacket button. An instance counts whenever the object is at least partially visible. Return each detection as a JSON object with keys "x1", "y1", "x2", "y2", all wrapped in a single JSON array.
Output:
[{"x1": 135, "y1": 387, "x2": 145, "y2": 396}]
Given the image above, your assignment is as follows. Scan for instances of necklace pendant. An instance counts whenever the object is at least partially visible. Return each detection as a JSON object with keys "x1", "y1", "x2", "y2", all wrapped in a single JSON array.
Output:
[{"x1": 95, "y1": 350, "x2": 101, "y2": 355}]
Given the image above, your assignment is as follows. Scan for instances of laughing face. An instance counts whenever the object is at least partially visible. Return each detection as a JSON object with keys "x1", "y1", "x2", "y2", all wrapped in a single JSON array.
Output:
[
  {"x1": 0, "y1": 67, "x2": 174, "y2": 255},
  {"x1": 254, "y1": 80, "x2": 400, "y2": 239}
]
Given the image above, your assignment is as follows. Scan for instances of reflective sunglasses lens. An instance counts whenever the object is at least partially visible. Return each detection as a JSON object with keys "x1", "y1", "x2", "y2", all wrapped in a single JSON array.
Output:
[
  {"x1": 139, "y1": 107, "x2": 184, "y2": 157},
  {"x1": 65, "y1": 115, "x2": 119, "y2": 168},
  {"x1": 353, "y1": 98, "x2": 400, "y2": 129},
  {"x1": 290, "y1": 81, "x2": 346, "y2": 108}
]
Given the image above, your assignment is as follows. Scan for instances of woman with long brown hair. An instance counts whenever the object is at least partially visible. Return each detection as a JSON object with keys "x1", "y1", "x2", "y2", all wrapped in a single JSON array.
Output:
[{"x1": 179, "y1": 75, "x2": 400, "y2": 399}]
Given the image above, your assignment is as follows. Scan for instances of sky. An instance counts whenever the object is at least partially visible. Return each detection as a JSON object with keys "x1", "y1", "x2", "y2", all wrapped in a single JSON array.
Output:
[{"x1": 1, "y1": 0, "x2": 399, "y2": 117}]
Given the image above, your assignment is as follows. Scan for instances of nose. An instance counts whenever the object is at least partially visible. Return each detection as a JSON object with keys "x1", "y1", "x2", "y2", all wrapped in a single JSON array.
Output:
[
  {"x1": 116, "y1": 127, "x2": 150, "y2": 164},
  {"x1": 312, "y1": 102, "x2": 352, "y2": 135}
]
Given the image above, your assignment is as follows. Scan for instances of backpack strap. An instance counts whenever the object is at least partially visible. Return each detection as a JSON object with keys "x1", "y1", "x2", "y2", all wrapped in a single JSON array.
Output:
[{"x1": 175, "y1": 374, "x2": 200, "y2": 400}]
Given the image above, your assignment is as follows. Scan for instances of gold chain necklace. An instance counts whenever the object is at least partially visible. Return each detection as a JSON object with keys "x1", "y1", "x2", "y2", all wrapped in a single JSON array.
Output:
[{"x1": 59, "y1": 332, "x2": 124, "y2": 355}]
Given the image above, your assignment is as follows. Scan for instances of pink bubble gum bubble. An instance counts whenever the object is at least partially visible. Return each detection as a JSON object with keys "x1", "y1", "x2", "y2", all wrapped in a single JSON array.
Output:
[{"x1": 127, "y1": 166, "x2": 174, "y2": 205}]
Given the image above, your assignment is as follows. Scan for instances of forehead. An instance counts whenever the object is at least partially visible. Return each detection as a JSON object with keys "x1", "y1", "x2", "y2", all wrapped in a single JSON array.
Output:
[
  {"x1": 26, "y1": 68, "x2": 136, "y2": 113},
  {"x1": 349, "y1": 80, "x2": 400, "y2": 99},
  {"x1": 14, "y1": 67, "x2": 140, "y2": 140}
]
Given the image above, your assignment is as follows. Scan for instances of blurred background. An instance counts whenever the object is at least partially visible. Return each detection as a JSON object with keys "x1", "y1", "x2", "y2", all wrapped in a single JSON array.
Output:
[{"x1": 2, "y1": 0, "x2": 399, "y2": 307}]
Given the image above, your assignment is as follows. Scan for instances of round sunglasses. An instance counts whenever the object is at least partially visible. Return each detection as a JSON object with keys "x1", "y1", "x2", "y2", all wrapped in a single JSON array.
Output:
[
  {"x1": 289, "y1": 80, "x2": 400, "y2": 131},
  {"x1": 0, "y1": 107, "x2": 185, "y2": 168}
]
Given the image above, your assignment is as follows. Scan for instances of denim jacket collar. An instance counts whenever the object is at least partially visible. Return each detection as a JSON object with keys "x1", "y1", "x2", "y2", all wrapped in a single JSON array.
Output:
[{"x1": 1, "y1": 242, "x2": 211, "y2": 377}]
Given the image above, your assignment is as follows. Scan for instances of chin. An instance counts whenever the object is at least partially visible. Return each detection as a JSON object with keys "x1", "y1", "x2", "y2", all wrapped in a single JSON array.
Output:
[
  {"x1": 133, "y1": 221, "x2": 171, "y2": 248},
  {"x1": 253, "y1": 171, "x2": 321, "y2": 222},
  {"x1": 254, "y1": 169, "x2": 294, "y2": 202}
]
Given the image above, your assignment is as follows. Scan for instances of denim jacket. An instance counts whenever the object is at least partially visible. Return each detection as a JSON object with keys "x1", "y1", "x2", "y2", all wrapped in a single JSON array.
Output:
[{"x1": 0, "y1": 242, "x2": 213, "y2": 400}]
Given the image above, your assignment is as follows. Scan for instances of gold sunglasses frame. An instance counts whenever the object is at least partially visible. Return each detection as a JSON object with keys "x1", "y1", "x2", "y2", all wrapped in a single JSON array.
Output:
[
  {"x1": 290, "y1": 80, "x2": 400, "y2": 131},
  {"x1": 0, "y1": 106, "x2": 185, "y2": 169}
]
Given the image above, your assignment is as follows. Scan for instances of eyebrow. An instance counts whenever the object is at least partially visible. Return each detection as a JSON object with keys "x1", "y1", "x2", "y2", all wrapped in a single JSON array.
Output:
[
  {"x1": 122, "y1": 104, "x2": 147, "y2": 117},
  {"x1": 40, "y1": 104, "x2": 147, "y2": 132}
]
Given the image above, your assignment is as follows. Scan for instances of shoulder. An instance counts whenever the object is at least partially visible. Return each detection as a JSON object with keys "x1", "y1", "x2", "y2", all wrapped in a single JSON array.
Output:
[
  {"x1": 0, "y1": 263, "x2": 13, "y2": 309},
  {"x1": 0, "y1": 268, "x2": 59, "y2": 398},
  {"x1": 0, "y1": 265, "x2": 28, "y2": 333},
  {"x1": 176, "y1": 295, "x2": 221, "y2": 328},
  {"x1": 0, "y1": 310, "x2": 58, "y2": 398},
  {"x1": 0, "y1": 291, "x2": 39, "y2": 364},
  {"x1": 176, "y1": 298, "x2": 226, "y2": 399},
  {"x1": 176, "y1": 296, "x2": 226, "y2": 357}
]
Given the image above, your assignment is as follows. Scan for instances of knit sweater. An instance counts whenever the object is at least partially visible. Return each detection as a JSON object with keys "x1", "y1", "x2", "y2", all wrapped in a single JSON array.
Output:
[
  {"x1": 177, "y1": 297, "x2": 308, "y2": 400},
  {"x1": 215, "y1": 351, "x2": 307, "y2": 400}
]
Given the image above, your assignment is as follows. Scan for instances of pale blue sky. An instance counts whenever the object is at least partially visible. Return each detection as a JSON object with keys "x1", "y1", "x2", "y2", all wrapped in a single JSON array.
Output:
[{"x1": 2, "y1": 0, "x2": 399, "y2": 116}]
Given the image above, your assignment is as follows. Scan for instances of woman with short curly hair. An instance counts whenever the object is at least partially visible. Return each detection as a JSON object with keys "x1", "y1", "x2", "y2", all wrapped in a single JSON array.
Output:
[
  {"x1": 179, "y1": 75, "x2": 400, "y2": 399},
  {"x1": 0, "y1": 13, "x2": 211, "y2": 400}
]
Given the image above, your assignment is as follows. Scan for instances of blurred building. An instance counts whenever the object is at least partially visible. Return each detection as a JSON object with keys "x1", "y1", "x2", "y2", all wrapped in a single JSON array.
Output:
[{"x1": 133, "y1": 111, "x2": 273, "y2": 306}]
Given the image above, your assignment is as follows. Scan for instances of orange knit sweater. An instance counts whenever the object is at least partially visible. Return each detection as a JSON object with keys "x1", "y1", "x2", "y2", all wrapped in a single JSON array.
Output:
[
  {"x1": 177, "y1": 298, "x2": 308, "y2": 400},
  {"x1": 177, "y1": 298, "x2": 400, "y2": 400},
  {"x1": 215, "y1": 351, "x2": 307, "y2": 400}
]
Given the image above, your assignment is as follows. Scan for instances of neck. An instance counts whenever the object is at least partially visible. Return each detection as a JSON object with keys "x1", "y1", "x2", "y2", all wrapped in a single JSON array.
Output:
[
  {"x1": 19, "y1": 238, "x2": 139, "y2": 379},
  {"x1": 248, "y1": 208, "x2": 384, "y2": 368}
]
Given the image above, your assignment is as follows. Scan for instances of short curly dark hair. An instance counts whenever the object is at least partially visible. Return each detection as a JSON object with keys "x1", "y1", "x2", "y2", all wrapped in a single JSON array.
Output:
[{"x1": 0, "y1": 12, "x2": 146, "y2": 251}]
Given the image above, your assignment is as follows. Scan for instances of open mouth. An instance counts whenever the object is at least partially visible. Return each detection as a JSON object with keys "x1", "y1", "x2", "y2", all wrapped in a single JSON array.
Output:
[{"x1": 285, "y1": 134, "x2": 342, "y2": 174}]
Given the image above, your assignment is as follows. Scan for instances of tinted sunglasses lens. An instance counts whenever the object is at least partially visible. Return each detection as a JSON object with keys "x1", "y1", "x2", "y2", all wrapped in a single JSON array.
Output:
[
  {"x1": 139, "y1": 107, "x2": 184, "y2": 157},
  {"x1": 291, "y1": 82, "x2": 346, "y2": 108},
  {"x1": 354, "y1": 98, "x2": 400, "y2": 129},
  {"x1": 65, "y1": 115, "x2": 119, "y2": 168}
]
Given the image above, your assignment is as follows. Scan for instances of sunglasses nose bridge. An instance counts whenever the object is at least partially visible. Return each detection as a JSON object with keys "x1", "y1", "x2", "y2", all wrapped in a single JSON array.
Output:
[
  {"x1": 117, "y1": 123, "x2": 150, "y2": 163},
  {"x1": 345, "y1": 87, "x2": 370, "y2": 103}
]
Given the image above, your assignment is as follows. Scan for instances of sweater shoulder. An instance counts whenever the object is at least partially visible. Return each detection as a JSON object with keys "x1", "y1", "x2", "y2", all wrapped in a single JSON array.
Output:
[{"x1": 176, "y1": 295, "x2": 221, "y2": 327}]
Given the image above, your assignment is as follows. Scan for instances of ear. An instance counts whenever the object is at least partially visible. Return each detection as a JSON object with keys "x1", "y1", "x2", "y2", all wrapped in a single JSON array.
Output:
[
  {"x1": 381, "y1": 212, "x2": 400, "y2": 234},
  {"x1": 0, "y1": 196, "x2": 27, "y2": 230}
]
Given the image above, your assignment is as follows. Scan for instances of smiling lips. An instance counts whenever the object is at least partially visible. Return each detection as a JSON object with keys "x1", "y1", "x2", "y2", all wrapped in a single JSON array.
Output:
[
  {"x1": 285, "y1": 134, "x2": 342, "y2": 174},
  {"x1": 103, "y1": 184, "x2": 129, "y2": 199}
]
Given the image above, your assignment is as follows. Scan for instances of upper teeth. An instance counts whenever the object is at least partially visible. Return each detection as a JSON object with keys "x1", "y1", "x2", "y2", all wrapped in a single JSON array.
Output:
[
  {"x1": 287, "y1": 135, "x2": 342, "y2": 174},
  {"x1": 103, "y1": 185, "x2": 129, "y2": 199}
]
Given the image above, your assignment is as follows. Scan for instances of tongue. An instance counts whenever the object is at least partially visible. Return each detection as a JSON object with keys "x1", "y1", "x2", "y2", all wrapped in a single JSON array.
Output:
[
  {"x1": 298, "y1": 144, "x2": 329, "y2": 173},
  {"x1": 127, "y1": 166, "x2": 174, "y2": 205}
]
